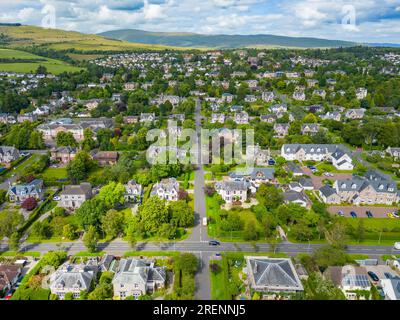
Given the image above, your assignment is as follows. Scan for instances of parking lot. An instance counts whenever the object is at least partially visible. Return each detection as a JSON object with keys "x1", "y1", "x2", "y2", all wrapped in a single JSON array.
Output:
[
  {"x1": 328, "y1": 206, "x2": 399, "y2": 218},
  {"x1": 301, "y1": 167, "x2": 353, "y2": 189}
]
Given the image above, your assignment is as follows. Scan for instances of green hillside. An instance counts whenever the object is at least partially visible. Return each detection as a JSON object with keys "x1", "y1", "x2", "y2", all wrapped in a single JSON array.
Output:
[
  {"x1": 99, "y1": 29, "x2": 358, "y2": 49},
  {"x1": 0, "y1": 48, "x2": 83, "y2": 74},
  {"x1": 0, "y1": 25, "x2": 182, "y2": 52}
]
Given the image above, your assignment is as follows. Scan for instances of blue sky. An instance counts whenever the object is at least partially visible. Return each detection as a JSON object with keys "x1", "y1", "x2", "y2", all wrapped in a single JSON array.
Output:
[{"x1": 1, "y1": 0, "x2": 400, "y2": 43}]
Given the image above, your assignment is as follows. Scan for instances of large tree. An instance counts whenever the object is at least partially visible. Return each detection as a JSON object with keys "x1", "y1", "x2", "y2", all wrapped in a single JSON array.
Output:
[
  {"x1": 98, "y1": 182, "x2": 126, "y2": 209},
  {"x1": 169, "y1": 201, "x2": 194, "y2": 228},
  {"x1": 75, "y1": 198, "x2": 108, "y2": 231},
  {"x1": 66, "y1": 150, "x2": 94, "y2": 183},
  {"x1": 101, "y1": 209, "x2": 124, "y2": 240},
  {"x1": 135, "y1": 197, "x2": 170, "y2": 237}
]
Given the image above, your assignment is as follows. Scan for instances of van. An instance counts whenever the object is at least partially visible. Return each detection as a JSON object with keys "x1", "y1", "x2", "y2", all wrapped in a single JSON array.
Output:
[
  {"x1": 203, "y1": 217, "x2": 208, "y2": 226},
  {"x1": 394, "y1": 242, "x2": 400, "y2": 250}
]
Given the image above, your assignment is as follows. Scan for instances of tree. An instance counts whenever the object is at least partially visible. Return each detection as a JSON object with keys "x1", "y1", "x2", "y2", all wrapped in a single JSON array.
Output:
[
  {"x1": 62, "y1": 224, "x2": 77, "y2": 240},
  {"x1": 8, "y1": 232, "x2": 21, "y2": 251},
  {"x1": 303, "y1": 273, "x2": 346, "y2": 300},
  {"x1": 66, "y1": 151, "x2": 94, "y2": 183},
  {"x1": 324, "y1": 221, "x2": 347, "y2": 249},
  {"x1": 169, "y1": 201, "x2": 194, "y2": 228},
  {"x1": 135, "y1": 197, "x2": 170, "y2": 237},
  {"x1": 355, "y1": 219, "x2": 365, "y2": 243},
  {"x1": 313, "y1": 245, "x2": 347, "y2": 271},
  {"x1": 64, "y1": 292, "x2": 74, "y2": 300},
  {"x1": 36, "y1": 65, "x2": 47, "y2": 74},
  {"x1": 41, "y1": 251, "x2": 67, "y2": 268},
  {"x1": 175, "y1": 253, "x2": 198, "y2": 275},
  {"x1": 101, "y1": 209, "x2": 124, "y2": 240},
  {"x1": 31, "y1": 221, "x2": 52, "y2": 239},
  {"x1": 75, "y1": 198, "x2": 108, "y2": 231},
  {"x1": 81, "y1": 128, "x2": 96, "y2": 151},
  {"x1": 98, "y1": 182, "x2": 126, "y2": 208},
  {"x1": 0, "y1": 211, "x2": 24, "y2": 238},
  {"x1": 56, "y1": 131, "x2": 77, "y2": 147},
  {"x1": 21, "y1": 197, "x2": 38, "y2": 211},
  {"x1": 83, "y1": 226, "x2": 98, "y2": 253},
  {"x1": 243, "y1": 220, "x2": 258, "y2": 241},
  {"x1": 256, "y1": 184, "x2": 283, "y2": 210}
]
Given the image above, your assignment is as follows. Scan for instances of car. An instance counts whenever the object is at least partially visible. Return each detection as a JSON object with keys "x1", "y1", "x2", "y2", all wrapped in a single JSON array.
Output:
[
  {"x1": 350, "y1": 211, "x2": 357, "y2": 218},
  {"x1": 337, "y1": 211, "x2": 345, "y2": 217},
  {"x1": 366, "y1": 211, "x2": 373, "y2": 218},
  {"x1": 393, "y1": 212, "x2": 400, "y2": 219},
  {"x1": 387, "y1": 213, "x2": 395, "y2": 219},
  {"x1": 394, "y1": 242, "x2": 400, "y2": 250},
  {"x1": 208, "y1": 240, "x2": 220, "y2": 246},
  {"x1": 202, "y1": 217, "x2": 208, "y2": 227},
  {"x1": 368, "y1": 271, "x2": 379, "y2": 282},
  {"x1": 215, "y1": 253, "x2": 221, "y2": 257},
  {"x1": 53, "y1": 196, "x2": 61, "y2": 201},
  {"x1": 268, "y1": 159, "x2": 276, "y2": 166}
]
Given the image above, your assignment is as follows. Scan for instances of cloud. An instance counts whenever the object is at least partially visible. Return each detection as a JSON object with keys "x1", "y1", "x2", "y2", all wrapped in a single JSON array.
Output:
[{"x1": 2, "y1": 0, "x2": 400, "y2": 43}]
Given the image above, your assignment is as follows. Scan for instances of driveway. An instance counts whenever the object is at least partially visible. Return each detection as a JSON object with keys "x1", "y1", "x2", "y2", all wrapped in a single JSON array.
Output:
[
  {"x1": 328, "y1": 206, "x2": 399, "y2": 218},
  {"x1": 301, "y1": 167, "x2": 353, "y2": 189}
]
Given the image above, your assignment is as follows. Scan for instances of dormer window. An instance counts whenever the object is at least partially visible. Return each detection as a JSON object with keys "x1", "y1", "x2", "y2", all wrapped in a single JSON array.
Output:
[
  {"x1": 341, "y1": 184, "x2": 346, "y2": 188},
  {"x1": 388, "y1": 188, "x2": 394, "y2": 192},
  {"x1": 352, "y1": 184, "x2": 357, "y2": 189},
  {"x1": 379, "y1": 185, "x2": 384, "y2": 190}
]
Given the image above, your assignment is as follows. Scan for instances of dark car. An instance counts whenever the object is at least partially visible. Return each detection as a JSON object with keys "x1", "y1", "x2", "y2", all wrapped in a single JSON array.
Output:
[
  {"x1": 208, "y1": 240, "x2": 220, "y2": 246},
  {"x1": 368, "y1": 271, "x2": 379, "y2": 282},
  {"x1": 350, "y1": 211, "x2": 358, "y2": 218},
  {"x1": 268, "y1": 159, "x2": 276, "y2": 166},
  {"x1": 366, "y1": 211, "x2": 373, "y2": 218}
]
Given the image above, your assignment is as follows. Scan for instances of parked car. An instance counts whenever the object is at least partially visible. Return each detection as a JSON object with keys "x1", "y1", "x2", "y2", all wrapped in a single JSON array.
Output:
[
  {"x1": 387, "y1": 213, "x2": 395, "y2": 219},
  {"x1": 393, "y1": 212, "x2": 400, "y2": 219},
  {"x1": 268, "y1": 159, "x2": 276, "y2": 166},
  {"x1": 338, "y1": 211, "x2": 345, "y2": 217},
  {"x1": 208, "y1": 240, "x2": 220, "y2": 246},
  {"x1": 366, "y1": 211, "x2": 373, "y2": 218},
  {"x1": 368, "y1": 271, "x2": 379, "y2": 282},
  {"x1": 394, "y1": 242, "x2": 400, "y2": 250},
  {"x1": 350, "y1": 211, "x2": 357, "y2": 218},
  {"x1": 53, "y1": 196, "x2": 61, "y2": 201}
]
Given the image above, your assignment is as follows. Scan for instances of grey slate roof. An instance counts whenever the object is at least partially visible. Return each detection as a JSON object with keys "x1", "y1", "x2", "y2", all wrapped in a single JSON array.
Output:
[
  {"x1": 229, "y1": 168, "x2": 275, "y2": 181},
  {"x1": 247, "y1": 257, "x2": 303, "y2": 291},
  {"x1": 319, "y1": 185, "x2": 337, "y2": 197}
]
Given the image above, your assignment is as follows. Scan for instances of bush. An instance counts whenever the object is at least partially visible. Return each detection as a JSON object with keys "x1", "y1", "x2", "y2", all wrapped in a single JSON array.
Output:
[{"x1": 21, "y1": 197, "x2": 38, "y2": 211}]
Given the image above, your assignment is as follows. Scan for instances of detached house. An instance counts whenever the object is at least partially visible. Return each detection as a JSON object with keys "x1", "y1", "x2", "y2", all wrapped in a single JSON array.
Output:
[
  {"x1": 215, "y1": 180, "x2": 249, "y2": 204},
  {"x1": 60, "y1": 183, "x2": 93, "y2": 210},
  {"x1": 356, "y1": 88, "x2": 368, "y2": 100},
  {"x1": 234, "y1": 111, "x2": 249, "y2": 125},
  {"x1": 345, "y1": 108, "x2": 366, "y2": 120},
  {"x1": 260, "y1": 114, "x2": 277, "y2": 124},
  {"x1": 229, "y1": 168, "x2": 275, "y2": 188},
  {"x1": 274, "y1": 123, "x2": 290, "y2": 138},
  {"x1": 7, "y1": 179, "x2": 44, "y2": 203},
  {"x1": 50, "y1": 146, "x2": 77, "y2": 165},
  {"x1": 0, "y1": 146, "x2": 20, "y2": 166},
  {"x1": 112, "y1": 258, "x2": 166, "y2": 300},
  {"x1": 211, "y1": 113, "x2": 225, "y2": 124},
  {"x1": 301, "y1": 124, "x2": 320, "y2": 136},
  {"x1": 151, "y1": 178, "x2": 180, "y2": 201},
  {"x1": 386, "y1": 147, "x2": 400, "y2": 160},
  {"x1": 124, "y1": 180, "x2": 143, "y2": 203},
  {"x1": 140, "y1": 113, "x2": 156, "y2": 123},
  {"x1": 293, "y1": 91, "x2": 306, "y2": 101},
  {"x1": 262, "y1": 91, "x2": 275, "y2": 102},
  {"x1": 269, "y1": 104, "x2": 287, "y2": 114},
  {"x1": 321, "y1": 111, "x2": 341, "y2": 122},
  {"x1": 0, "y1": 265, "x2": 21, "y2": 294}
]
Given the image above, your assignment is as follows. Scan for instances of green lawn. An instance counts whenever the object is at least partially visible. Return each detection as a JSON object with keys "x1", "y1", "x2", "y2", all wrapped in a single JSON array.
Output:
[
  {"x1": 40, "y1": 167, "x2": 68, "y2": 184},
  {"x1": 0, "y1": 48, "x2": 83, "y2": 74},
  {"x1": 2, "y1": 154, "x2": 40, "y2": 178},
  {"x1": 210, "y1": 259, "x2": 231, "y2": 300}
]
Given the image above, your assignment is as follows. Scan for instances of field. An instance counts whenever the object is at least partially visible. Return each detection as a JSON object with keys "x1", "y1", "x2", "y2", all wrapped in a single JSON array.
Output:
[
  {"x1": 0, "y1": 25, "x2": 181, "y2": 52},
  {"x1": 0, "y1": 48, "x2": 83, "y2": 74},
  {"x1": 40, "y1": 167, "x2": 68, "y2": 184}
]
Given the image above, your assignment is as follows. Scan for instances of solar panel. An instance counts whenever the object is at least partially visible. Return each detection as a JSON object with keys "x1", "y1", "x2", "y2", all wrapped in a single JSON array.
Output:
[{"x1": 342, "y1": 274, "x2": 370, "y2": 288}]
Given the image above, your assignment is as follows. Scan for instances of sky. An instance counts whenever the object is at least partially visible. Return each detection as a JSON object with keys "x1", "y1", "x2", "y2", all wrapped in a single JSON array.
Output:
[{"x1": 1, "y1": 0, "x2": 400, "y2": 43}]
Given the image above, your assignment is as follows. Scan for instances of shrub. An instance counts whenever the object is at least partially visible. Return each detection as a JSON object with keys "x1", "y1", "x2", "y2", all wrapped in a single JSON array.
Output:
[{"x1": 21, "y1": 197, "x2": 38, "y2": 211}]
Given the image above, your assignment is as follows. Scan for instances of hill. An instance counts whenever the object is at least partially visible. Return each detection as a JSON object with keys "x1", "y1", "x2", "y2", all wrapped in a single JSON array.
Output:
[
  {"x1": 0, "y1": 25, "x2": 182, "y2": 52},
  {"x1": 98, "y1": 29, "x2": 358, "y2": 49},
  {"x1": 0, "y1": 48, "x2": 83, "y2": 74}
]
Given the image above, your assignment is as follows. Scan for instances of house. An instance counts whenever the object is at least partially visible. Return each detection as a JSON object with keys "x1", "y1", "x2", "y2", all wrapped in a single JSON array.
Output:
[
  {"x1": 229, "y1": 168, "x2": 275, "y2": 187},
  {"x1": 124, "y1": 180, "x2": 143, "y2": 203},
  {"x1": 304, "y1": 104, "x2": 324, "y2": 114},
  {"x1": 386, "y1": 147, "x2": 400, "y2": 160},
  {"x1": 50, "y1": 146, "x2": 77, "y2": 164},
  {"x1": 49, "y1": 261, "x2": 98, "y2": 300},
  {"x1": 85, "y1": 99, "x2": 102, "y2": 111},
  {"x1": 283, "y1": 191, "x2": 309, "y2": 208},
  {"x1": 299, "y1": 178, "x2": 314, "y2": 190},
  {"x1": 230, "y1": 105, "x2": 243, "y2": 113},
  {"x1": 123, "y1": 116, "x2": 139, "y2": 124},
  {"x1": 140, "y1": 113, "x2": 156, "y2": 123},
  {"x1": 274, "y1": 123, "x2": 290, "y2": 138},
  {"x1": 151, "y1": 178, "x2": 180, "y2": 201},
  {"x1": 345, "y1": 108, "x2": 366, "y2": 120},
  {"x1": 112, "y1": 258, "x2": 166, "y2": 300},
  {"x1": 245, "y1": 95, "x2": 257, "y2": 103},
  {"x1": 169, "y1": 114, "x2": 185, "y2": 122},
  {"x1": 356, "y1": 88, "x2": 368, "y2": 100},
  {"x1": 245, "y1": 257, "x2": 304, "y2": 293},
  {"x1": 211, "y1": 113, "x2": 225, "y2": 124},
  {"x1": 260, "y1": 114, "x2": 277, "y2": 124},
  {"x1": 0, "y1": 146, "x2": 20, "y2": 165},
  {"x1": 234, "y1": 111, "x2": 249, "y2": 125},
  {"x1": 90, "y1": 150, "x2": 119, "y2": 166},
  {"x1": 319, "y1": 185, "x2": 341, "y2": 204},
  {"x1": 17, "y1": 113, "x2": 37, "y2": 123},
  {"x1": 286, "y1": 162, "x2": 304, "y2": 177},
  {"x1": 324, "y1": 265, "x2": 371, "y2": 300},
  {"x1": 0, "y1": 113, "x2": 16, "y2": 124},
  {"x1": 301, "y1": 124, "x2": 320, "y2": 135},
  {"x1": 124, "y1": 82, "x2": 138, "y2": 91},
  {"x1": 321, "y1": 111, "x2": 341, "y2": 122},
  {"x1": 281, "y1": 144, "x2": 353, "y2": 170},
  {"x1": 60, "y1": 183, "x2": 93, "y2": 210},
  {"x1": 381, "y1": 278, "x2": 400, "y2": 300},
  {"x1": 7, "y1": 179, "x2": 44, "y2": 203},
  {"x1": 293, "y1": 91, "x2": 306, "y2": 101},
  {"x1": 215, "y1": 180, "x2": 249, "y2": 204},
  {"x1": 313, "y1": 89, "x2": 326, "y2": 99},
  {"x1": 269, "y1": 104, "x2": 287, "y2": 114},
  {"x1": 221, "y1": 93, "x2": 234, "y2": 103},
  {"x1": 262, "y1": 91, "x2": 275, "y2": 102},
  {"x1": 306, "y1": 79, "x2": 318, "y2": 88},
  {"x1": 0, "y1": 264, "x2": 21, "y2": 294}
]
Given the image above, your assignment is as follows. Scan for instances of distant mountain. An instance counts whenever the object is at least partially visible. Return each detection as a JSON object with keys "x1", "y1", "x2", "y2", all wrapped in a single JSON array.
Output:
[
  {"x1": 367, "y1": 43, "x2": 400, "y2": 48},
  {"x1": 99, "y1": 29, "x2": 358, "y2": 49}
]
